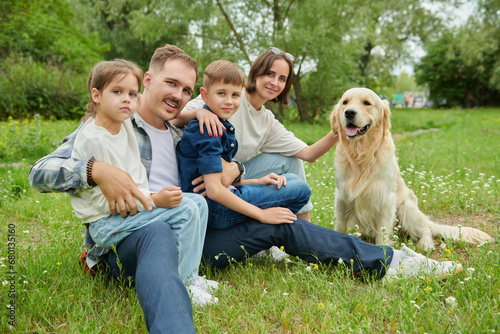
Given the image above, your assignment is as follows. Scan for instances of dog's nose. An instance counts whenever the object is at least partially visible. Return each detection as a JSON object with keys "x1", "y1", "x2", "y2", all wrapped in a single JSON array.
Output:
[{"x1": 344, "y1": 109, "x2": 357, "y2": 120}]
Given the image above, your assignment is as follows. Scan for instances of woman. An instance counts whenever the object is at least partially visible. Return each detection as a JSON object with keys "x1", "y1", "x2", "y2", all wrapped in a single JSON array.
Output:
[{"x1": 184, "y1": 47, "x2": 338, "y2": 222}]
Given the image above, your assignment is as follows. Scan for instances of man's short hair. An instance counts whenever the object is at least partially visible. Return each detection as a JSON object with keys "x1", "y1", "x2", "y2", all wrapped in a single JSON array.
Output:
[{"x1": 149, "y1": 44, "x2": 199, "y2": 81}]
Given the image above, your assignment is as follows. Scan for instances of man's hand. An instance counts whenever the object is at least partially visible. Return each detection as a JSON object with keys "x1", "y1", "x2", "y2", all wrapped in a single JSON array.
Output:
[
  {"x1": 192, "y1": 159, "x2": 240, "y2": 195},
  {"x1": 92, "y1": 161, "x2": 151, "y2": 217},
  {"x1": 151, "y1": 186, "x2": 183, "y2": 208}
]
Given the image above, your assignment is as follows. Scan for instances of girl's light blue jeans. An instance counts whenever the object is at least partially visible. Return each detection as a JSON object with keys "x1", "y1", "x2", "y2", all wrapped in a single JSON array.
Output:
[
  {"x1": 206, "y1": 173, "x2": 311, "y2": 229},
  {"x1": 243, "y1": 153, "x2": 313, "y2": 214},
  {"x1": 89, "y1": 192, "x2": 207, "y2": 284}
]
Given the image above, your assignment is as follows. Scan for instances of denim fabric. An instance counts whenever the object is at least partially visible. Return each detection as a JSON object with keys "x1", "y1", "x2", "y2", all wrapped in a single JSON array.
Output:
[
  {"x1": 90, "y1": 192, "x2": 208, "y2": 284},
  {"x1": 177, "y1": 114, "x2": 237, "y2": 193},
  {"x1": 104, "y1": 221, "x2": 196, "y2": 334},
  {"x1": 243, "y1": 153, "x2": 312, "y2": 214},
  {"x1": 206, "y1": 173, "x2": 311, "y2": 229},
  {"x1": 203, "y1": 217, "x2": 394, "y2": 279}
]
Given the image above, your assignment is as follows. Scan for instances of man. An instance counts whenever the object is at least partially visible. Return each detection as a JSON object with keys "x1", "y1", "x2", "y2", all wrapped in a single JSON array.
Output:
[{"x1": 30, "y1": 45, "x2": 211, "y2": 333}]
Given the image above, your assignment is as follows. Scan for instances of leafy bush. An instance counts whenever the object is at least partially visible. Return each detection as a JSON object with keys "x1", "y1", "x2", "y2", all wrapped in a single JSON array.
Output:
[{"x1": 0, "y1": 55, "x2": 87, "y2": 120}]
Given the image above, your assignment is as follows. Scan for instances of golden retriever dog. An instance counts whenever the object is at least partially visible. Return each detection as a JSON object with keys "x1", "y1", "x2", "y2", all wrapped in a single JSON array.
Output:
[{"x1": 330, "y1": 87, "x2": 493, "y2": 250}]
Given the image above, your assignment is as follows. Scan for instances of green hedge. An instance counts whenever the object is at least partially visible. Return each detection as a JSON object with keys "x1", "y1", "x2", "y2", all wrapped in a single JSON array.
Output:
[{"x1": 0, "y1": 55, "x2": 87, "y2": 120}]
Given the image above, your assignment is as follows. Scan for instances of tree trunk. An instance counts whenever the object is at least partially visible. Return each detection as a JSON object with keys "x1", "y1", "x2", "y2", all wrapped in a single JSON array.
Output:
[{"x1": 293, "y1": 73, "x2": 310, "y2": 122}]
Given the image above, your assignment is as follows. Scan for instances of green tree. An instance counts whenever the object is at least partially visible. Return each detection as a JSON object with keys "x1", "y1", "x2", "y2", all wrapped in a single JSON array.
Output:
[
  {"x1": 0, "y1": 0, "x2": 105, "y2": 70},
  {"x1": 71, "y1": 0, "x2": 197, "y2": 70},
  {"x1": 176, "y1": 0, "x2": 451, "y2": 121},
  {"x1": 0, "y1": 0, "x2": 107, "y2": 119},
  {"x1": 415, "y1": 1, "x2": 499, "y2": 107}
]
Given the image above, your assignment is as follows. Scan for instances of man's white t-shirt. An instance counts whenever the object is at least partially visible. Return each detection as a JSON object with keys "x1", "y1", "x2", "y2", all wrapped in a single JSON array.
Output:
[{"x1": 136, "y1": 114, "x2": 180, "y2": 191}]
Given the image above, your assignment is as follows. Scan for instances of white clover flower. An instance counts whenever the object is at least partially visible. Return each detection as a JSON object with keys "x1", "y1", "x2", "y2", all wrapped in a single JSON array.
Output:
[
  {"x1": 445, "y1": 296, "x2": 458, "y2": 308},
  {"x1": 1, "y1": 281, "x2": 8, "y2": 286},
  {"x1": 353, "y1": 232, "x2": 362, "y2": 238}
]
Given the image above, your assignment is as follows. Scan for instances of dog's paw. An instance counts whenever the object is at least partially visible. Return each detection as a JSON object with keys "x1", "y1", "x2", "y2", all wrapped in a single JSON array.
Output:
[{"x1": 416, "y1": 237, "x2": 435, "y2": 251}]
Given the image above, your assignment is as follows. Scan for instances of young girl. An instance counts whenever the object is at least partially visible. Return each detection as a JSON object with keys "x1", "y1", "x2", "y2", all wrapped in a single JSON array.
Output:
[{"x1": 70, "y1": 60, "x2": 213, "y2": 304}]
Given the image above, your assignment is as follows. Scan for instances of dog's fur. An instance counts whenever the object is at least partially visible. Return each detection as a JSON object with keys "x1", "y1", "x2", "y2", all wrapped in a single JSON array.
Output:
[{"x1": 330, "y1": 87, "x2": 493, "y2": 250}]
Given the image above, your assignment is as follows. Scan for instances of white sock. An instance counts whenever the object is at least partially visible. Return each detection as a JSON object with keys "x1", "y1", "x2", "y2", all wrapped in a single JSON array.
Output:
[{"x1": 389, "y1": 249, "x2": 406, "y2": 269}]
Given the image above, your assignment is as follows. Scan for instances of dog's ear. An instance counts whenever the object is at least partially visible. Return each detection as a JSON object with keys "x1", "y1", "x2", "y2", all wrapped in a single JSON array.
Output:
[
  {"x1": 382, "y1": 99, "x2": 392, "y2": 137},
  {"x1": 330, "y1": 102, "x2": 340, "y2": 136}
]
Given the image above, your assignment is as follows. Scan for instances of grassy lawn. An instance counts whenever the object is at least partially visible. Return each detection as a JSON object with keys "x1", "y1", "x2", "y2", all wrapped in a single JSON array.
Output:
[{"x1": 0, "y1": 108, "x2": 499, "y2": 333}]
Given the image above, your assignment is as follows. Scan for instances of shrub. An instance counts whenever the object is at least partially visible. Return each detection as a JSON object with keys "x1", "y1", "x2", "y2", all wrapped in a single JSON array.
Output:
[{"x1": 0, "y1": 55, "x2": 87, "y2": 120}]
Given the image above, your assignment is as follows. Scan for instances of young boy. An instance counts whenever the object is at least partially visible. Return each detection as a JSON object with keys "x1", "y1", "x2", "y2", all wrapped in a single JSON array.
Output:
[{"x1": 177, "y1": 60, "x2": 311, "y2": 229}]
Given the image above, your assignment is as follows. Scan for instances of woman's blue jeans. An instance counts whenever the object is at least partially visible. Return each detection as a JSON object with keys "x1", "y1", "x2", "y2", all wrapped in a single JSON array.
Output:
[{"x1": 243, "y1": 153, "x2": 313, "y2": 214}]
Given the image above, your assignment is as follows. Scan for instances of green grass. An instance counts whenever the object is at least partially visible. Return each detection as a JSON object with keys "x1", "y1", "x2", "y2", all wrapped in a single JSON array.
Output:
[{"x1": 1, "y1": 108, "x2": 499, "y2": 333}]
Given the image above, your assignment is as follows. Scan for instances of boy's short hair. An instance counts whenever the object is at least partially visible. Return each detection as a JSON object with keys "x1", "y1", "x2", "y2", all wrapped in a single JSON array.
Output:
[
  {"x1": 149, "y1": 44, "x2": 199, "y2": 81},
  {"x1": 203, "y1": 60, "x2": 245, "y2": 90}
]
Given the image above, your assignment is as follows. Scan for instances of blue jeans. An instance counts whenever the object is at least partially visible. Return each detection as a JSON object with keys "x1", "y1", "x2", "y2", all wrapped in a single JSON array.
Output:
[
  {"x1": 203, "y1": 217, "x2": 394, "y2": 278},
  {"x1": 104, "y1": 221, "x2": 196, "y2": 334},
  {"x1": 91, "y1": 192, "x2": 207, "y2": 284},
  {"x1": 206, "y1": 173, "x2": 311, "y2": 229},
  {"x1": 243, "y1": 153, "x2": 312, "y2": 214}
]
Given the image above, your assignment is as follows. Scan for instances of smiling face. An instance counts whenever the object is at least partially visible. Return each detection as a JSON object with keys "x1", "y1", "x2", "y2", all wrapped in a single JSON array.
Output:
[
  {"x1": 141, "y1": 59, "x2": 197, "y2": 129},
  {"x1": 93, "y1": 73, "x2": 140, "y2": 134},
  {"x1": 334, "y1": 88, "x2": 390, "y2": 142},
  {"x1": 251, "y1": 58, "x2": 290, "y2": 108},
  {"x1": 201, "y1": 82, "x2": 243, "y2": 120}
]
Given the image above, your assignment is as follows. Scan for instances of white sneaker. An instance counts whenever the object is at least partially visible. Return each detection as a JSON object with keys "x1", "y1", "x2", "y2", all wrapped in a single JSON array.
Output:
[
  {"x1": 251, "y1": 246, "x2": 289, "y2": 262},
  {"x1": 192, "y1": 275, "x2": 219, "y2": 293},
  {"x1": 187, "y1": 284, "x2": 218, "y2": 307},
  {"x1": 387, "y1": 246, "x2": 463, "y2": 279}
]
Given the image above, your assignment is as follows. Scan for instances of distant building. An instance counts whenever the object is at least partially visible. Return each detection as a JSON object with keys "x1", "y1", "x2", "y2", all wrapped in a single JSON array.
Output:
[{"x1": 392, "y1": 91, "x2": 427, "y2": 108}]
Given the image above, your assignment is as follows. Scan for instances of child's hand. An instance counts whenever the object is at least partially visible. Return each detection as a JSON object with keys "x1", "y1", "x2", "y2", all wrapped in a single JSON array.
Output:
[
  {"x1": 258, "y1": 173, "x2": 287, "y2": 189},
  {"x1": 151, "y1": 186, "x2": 183, "y2": 208},
  {"x1": 259, "y1": 207, "x2": 296, "y2": 225}
]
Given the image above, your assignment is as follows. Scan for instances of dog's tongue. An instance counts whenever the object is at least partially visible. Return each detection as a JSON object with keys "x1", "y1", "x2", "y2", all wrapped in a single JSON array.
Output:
[{"x1": 346, "y1": 127, "x2": 359, "y2": 137}]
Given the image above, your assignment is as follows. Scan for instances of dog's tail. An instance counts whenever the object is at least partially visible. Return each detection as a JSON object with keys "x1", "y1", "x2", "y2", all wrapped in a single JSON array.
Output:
[{"x1": 396, "y1": 176, "x2": 493, "y2": 250}]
